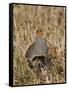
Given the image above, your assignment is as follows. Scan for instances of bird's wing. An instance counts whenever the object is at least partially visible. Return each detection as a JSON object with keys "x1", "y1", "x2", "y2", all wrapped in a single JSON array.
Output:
[{"x1": 25, "y1": 43, "x2": 35, "y2": 59}]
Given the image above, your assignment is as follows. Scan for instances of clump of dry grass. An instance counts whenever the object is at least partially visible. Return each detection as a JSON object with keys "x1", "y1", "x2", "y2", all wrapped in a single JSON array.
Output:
[{"x1": 13, "y1": 4, "x2": 65, "y2": 86}]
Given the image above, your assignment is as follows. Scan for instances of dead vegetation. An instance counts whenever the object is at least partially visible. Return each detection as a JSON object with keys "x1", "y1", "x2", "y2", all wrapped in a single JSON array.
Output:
[{"x1": 13, "y1": 4, "x2": 65, "y2": 86}]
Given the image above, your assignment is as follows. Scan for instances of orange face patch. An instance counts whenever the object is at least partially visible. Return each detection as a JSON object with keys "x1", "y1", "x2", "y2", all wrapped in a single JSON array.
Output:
[{"x1": 36, "y1": 31, "x2": 44, "y2": 36}]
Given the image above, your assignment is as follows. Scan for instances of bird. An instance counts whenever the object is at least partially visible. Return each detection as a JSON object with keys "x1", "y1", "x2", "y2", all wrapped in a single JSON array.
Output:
[{"x1": 25, "y1": 29, "x2": 49, "y2": 69}]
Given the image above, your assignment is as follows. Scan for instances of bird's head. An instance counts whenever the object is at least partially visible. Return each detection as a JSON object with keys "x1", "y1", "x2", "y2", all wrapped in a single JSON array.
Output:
[{"x1": 36, "y1": 29, "x2": 44, "y2": 37}]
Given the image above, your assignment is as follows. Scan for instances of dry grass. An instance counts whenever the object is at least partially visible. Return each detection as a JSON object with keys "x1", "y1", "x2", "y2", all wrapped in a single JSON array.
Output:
[{"x1": 13, "y1": 4, "x2": 65, "y2": 86}]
